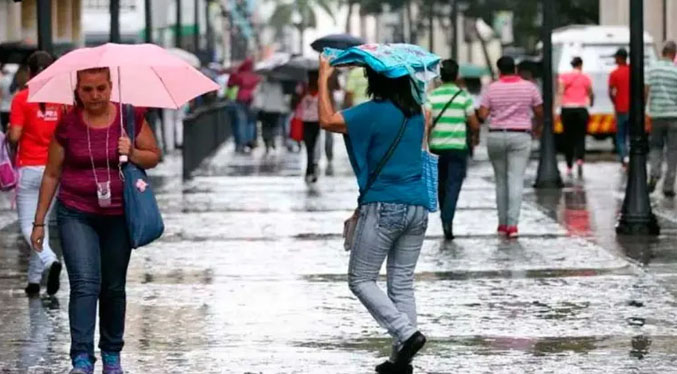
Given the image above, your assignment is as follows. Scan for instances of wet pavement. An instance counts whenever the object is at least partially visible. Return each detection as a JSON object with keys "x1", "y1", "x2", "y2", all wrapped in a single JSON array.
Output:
[{"x1": 2, "y1": 138, "x2": 677, "y2": 373}]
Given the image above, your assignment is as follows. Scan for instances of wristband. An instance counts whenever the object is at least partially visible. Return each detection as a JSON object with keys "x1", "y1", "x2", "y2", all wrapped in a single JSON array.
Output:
[{"x1": 32, "y1": 222, "x2": 45, "y2": 228}]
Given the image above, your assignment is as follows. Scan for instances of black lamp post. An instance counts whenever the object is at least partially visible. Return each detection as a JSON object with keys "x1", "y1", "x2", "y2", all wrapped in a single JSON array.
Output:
[
  {"x1": 176, "y1": 0, "x2": 183, "y2": 48},
  {"x1": 110, "y1": 0, "x2": 120, "y2": 43},
  {"x1": 534, "y1": 0, "x2": 563, "y2": 189},
  {"x1": 37, "y1": 0, "x2": 52, "y2": 53},
  {"x1": 145, "y1": 0, "x2": 153, "y2": 43},
  {"x1": 616, "y1": 0, "x2": 660, "y2": 235}
]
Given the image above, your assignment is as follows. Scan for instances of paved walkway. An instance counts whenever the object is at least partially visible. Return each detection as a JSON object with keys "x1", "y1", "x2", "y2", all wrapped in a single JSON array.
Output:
[{"x1": 1, "y1": 141, "x2": 677, "y2": 373}]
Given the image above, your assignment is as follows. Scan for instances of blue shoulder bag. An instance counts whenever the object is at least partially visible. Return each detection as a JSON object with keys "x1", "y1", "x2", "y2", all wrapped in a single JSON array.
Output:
[{"x1": 122, "y1": 105, "x2": 164, "y2": 248}]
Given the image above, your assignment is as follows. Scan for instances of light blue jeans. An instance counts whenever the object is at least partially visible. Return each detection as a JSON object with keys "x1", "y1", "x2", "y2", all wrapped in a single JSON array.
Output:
[
  {"x1": 17, "y1": 166, "x2": 57, "y2": 284},
  {"x1": 487, "y1": 132, "x2": 532, "y2": 227},
  {"x1": 348, "y1": 202, "x2": 428, "y2": 357}
]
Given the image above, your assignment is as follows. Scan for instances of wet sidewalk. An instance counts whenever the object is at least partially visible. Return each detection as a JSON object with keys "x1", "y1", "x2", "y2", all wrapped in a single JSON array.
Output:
[{"x1": 2, "y1": 142, "x2": 677, "y2": 373}]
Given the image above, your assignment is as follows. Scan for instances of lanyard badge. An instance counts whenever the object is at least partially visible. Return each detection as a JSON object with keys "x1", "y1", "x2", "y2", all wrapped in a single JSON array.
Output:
[{"x1": 96, "y1": 181, "x2": 112, "y2": 207}]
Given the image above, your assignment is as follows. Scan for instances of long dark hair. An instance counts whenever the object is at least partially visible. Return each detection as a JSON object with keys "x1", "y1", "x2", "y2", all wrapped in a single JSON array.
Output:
[
  {"x1": 365, "y1": 67, "x2": 421, "y2": 117},
  {"x1": 27, "y1": 51, "x2": 55, "y2": 113}
]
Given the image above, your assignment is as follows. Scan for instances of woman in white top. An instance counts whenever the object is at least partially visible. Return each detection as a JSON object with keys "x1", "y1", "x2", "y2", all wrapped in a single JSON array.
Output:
[{"x1": 296, "y1": 71, "x2": 321, "y2": 183}]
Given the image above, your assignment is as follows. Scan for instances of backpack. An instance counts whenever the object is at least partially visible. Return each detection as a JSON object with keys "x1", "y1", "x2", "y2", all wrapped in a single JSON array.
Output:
[{"x1": 0, "y1": 131, "x2": 18, "y2": 191}]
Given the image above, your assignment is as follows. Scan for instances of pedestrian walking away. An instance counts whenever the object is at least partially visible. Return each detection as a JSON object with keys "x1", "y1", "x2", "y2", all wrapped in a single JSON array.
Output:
[
  {"x1": 646, "y1": 41, "x2": 677, "y2": 197},
  {"x1": 252, "y1": 76, "x2": 288, "y2": 154},
  {"x1": 227, "y1": 58, "x2": 261, "y2": 153},
  {"x1": 426, "y1": 59, "x2": 480, "y2": 240},
  {"x1": 479, "y1": 56, "x2": 544, "y2": 239},
  {"x1": 609, "y1": 48, "x2": 630, "y2": 167},
  {"x1": 296, "y1": 70, "x2": 321, "y2": 183},
  {"x1": 6, "y1": 51, "x2": 63, "y2": 297},
  {"x1": 1, "y1": 64, "x2": 15, "y2": 132},
  {"x1": 30, "y1": 67, "x2": 161, "y2": 374},
  {"x1": 558, "y1": 56, "x2": 593, "y2": 177},
  {"x1": 318, "y1": 57, "x2": 429, "y2": 374}
]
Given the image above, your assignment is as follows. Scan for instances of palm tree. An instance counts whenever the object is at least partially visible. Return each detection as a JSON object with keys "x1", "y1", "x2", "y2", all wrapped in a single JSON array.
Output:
[{"x1": 268, "y1": 0, "x2": 336, "y2": 55}]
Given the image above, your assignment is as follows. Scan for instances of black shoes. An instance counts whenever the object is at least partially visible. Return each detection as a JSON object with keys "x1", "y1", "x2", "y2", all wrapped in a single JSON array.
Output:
[
  {"x1": 46, "y1": 262, "x2": 62, "y2": 296},
  {"x1": 394, "y1": 331, "x2": 427, "y2": 366},
  {"x1": 375, "y1": 360, "x2": 413, "y2": 374},
  {"x1": 664, "y1": 190, "x2": 676, "y2": 198},
  {"x1": 25, "y1": 283, "x2": 40, "y2": 296},
  {"x1": 442, "y1": 223, "x2": 454, "y2": 241},
  {"x1": 648, "y1": 177, "x2": 658, "y2": 193}
]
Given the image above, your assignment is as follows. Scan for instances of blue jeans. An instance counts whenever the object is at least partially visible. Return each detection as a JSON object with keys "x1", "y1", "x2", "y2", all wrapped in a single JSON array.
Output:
[
  {"x1": 57, "y1": 203, "x2": 132, "y2": 364},
  {"x1": 434, "y1": 149, "x2": 468, "y2": 226},
  {"x1": 17, "y1": 166, "x2": 57, "y2": 283},
  {"x1": 348, "y1": 203, "x2": 428, "y2": 356},
  {"x1": 232, "y1": 102, "x2": 256, "y2": 147},
  {"x1": 616, "y1": 113, "x2": 630, "y2": 161}
]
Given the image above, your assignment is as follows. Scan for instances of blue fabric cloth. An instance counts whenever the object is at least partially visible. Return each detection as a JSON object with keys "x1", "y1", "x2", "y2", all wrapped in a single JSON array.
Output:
[
  {"x1": 615, "y1": 113, "x2": 630, "y2": 161},
  {"x1": 342, "y1": 100, "x2": 427, "y2": 207}
]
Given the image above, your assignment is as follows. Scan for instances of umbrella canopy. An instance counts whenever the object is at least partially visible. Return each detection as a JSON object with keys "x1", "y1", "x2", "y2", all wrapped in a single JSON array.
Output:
[
  {"x1": 27, "y1": 43, "x2": 218, "y2": 109},
  {"x1": 167, "y1": 48, "x2": 201, "y2": 68},
  {"x1": 255, "y1": 52, "x2": 291, "y2": 73},
  {"x1": 262, "y1": 56, "x2": 319, "y2": 82},
  {"x1": 311, "y1": 34, "x2": 365, "y2": 52}
]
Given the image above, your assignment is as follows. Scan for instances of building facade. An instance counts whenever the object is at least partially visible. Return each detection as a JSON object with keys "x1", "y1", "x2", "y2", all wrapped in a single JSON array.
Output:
[
  {"x1": 0, "y1": 0, "x2": 83, "y2": 48},
  {"x1": 600, "y1": 0, "x2": 676, "y2": 48}
]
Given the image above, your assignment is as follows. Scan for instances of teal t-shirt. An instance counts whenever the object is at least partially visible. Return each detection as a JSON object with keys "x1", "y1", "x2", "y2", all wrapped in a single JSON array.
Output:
[{"x1": 342, "y1": 100, "x2": 427, "y2": 206}]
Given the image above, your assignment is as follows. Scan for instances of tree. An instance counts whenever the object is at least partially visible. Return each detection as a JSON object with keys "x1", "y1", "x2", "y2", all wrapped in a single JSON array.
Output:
[{"x1": 268, "y1": 0, "x2": 335, "y2": 55}]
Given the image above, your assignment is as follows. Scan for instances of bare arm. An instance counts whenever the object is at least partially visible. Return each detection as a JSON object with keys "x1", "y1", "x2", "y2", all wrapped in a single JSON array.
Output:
[
  {"x1": 30, "y1": 139, "x2": 64, "y2": 251},
  {"x1": 478, "y1": 106, "x2": 490, "y2": 122},
  {"x1": 532, "y1": 104, "x2": 544, "y2": 137},
  {"x1": 318, "y1": 57, "x2": 347, "y2": 134},
  {"x1": 7, "y1": 125, "x2": 23, "y2": 145},
  {"x1": 129, "y1": 120, "x2": 161, "y2": 169}
]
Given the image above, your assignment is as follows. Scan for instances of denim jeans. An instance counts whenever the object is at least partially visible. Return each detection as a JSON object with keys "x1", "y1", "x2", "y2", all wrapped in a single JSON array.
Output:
[
  {"x1": 487, "y1": 132, "x2": 531, "y2": 226},
  {"x1": 232, "y1": 102, "x2": 256, "y2": 147},
  {"x1": 17, "y1": 166, "x2": 57, "y2": 284},
  {"x1": 348, "y1": 203, "x2": 428, "y2": 355},
  {"x1": 615, "y1": 113, "x2": 630, "y2": 161},
  {"x1": 649, "y1": 117, "x2": 677, "y2": 192},
  {"x1": 57, "y1": 203, "x2": 132, "y2": 363},
  {"x1": 433, "y1": 149, "x2": 468, "y2": 226}
]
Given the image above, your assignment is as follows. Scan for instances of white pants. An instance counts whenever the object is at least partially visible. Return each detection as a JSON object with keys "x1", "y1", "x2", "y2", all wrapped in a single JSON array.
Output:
[{"x1": 17, "y1": 166, "x2": 57, "y2": 284}]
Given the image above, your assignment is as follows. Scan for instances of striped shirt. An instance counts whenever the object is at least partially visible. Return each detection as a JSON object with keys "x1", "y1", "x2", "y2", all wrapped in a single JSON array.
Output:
[
  {"x1": 646, "y1": 59, "x2": 677, "y2": 118},
  {"x1": 480, "y1": 75, "x2": 542, "y2": 130},
  {"x1": 427, "y1": 83, "x2": 474, "y2": 150}
]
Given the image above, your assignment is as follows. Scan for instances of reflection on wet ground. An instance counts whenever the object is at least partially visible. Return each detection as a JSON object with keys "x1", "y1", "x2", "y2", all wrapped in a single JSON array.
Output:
[{"x1": 2, "y1": 146, "x2": 677, "y2": 373}]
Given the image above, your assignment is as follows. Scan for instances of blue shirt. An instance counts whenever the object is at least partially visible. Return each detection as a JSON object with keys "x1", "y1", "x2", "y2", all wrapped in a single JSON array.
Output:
[{"x1": 342, "y1": 100, "x2": 427, "y2": 206}]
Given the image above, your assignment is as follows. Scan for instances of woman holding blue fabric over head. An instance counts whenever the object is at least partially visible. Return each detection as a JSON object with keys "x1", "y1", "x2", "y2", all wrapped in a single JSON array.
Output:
[
  {"x1": 319, "y1": 44, "x2": 439, "y2": 374},
  {"x1": 30, "y1": 67, "x2": 161, "y2": 374}
]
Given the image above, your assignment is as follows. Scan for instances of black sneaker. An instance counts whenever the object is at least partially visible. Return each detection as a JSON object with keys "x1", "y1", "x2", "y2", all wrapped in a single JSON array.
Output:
[
  {"x1": 46, "y1": 262, "x2": 62, "y2": 296},
  {"x1": 375, "y1": 360, "x2": 413, "y2": 374},
  {"x1": 25, "y1": 283, "x2": 40, "y2": 297},
  {"x1": 442, "y1": 223, "x2": 454, "y2": 241},
  {"x1": 664, "y1": 190, "x2": 676, "y2": 198},
  {"x1": 648, "y1": 177, "x2": 658, "y2": 193},
  {"x1": 394, "y1": 331, "x2": 427, "y2": 366}
]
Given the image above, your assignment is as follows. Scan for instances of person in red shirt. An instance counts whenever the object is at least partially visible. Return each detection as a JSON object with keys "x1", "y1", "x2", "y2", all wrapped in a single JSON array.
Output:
[
  {"x1": 609, "y1": 48, "x2": 631, "y2": 167},
  {"x1": 7, "y1": 51, "x2": 63, "y2": 297}
]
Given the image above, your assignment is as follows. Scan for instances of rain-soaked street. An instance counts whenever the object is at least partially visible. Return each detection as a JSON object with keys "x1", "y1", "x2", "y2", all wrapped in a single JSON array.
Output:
[{"x1": 3, "y1": 138, "x2": 677, "y2": 373}]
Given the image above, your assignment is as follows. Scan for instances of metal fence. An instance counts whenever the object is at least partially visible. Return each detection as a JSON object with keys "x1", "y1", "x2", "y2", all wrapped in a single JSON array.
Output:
[{"x1": 182, "y1": 101, "x2": 232, "y2": 180}]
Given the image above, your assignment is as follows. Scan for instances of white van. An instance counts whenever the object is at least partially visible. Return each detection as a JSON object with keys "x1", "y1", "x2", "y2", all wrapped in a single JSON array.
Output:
[{"x1": 551, "y1": 25, "x2": 657, "y2": 139}]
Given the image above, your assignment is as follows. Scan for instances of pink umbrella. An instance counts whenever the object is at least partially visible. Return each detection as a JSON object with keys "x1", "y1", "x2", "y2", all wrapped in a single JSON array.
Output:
[{"x1": 27, "y1": 43, "x2": 218, "y2": 109}]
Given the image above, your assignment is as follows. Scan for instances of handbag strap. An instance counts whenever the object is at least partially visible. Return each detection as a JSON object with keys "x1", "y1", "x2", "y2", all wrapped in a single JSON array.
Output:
[
  {"x1": 432, "y1": 90, "x2": 463, "y2": 128},
  {"x1": 123, "y1": 104, "x2": 136, "y2": 142},
  {"x1": 358, "y1": 114, "x2": 408, "y2": 204}
]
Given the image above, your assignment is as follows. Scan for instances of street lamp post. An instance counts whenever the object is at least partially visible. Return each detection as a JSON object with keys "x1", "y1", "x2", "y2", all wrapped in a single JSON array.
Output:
[
  {"x1": 534, "y1": 0, "x2": 563, "y2": 189},
  {"x1": 145, "y1": 0, "x2": 153, "y2": 43},
  {"x1": 616, "y1": 0, "x2": 660, "y2": 235},
  {"x1": 176, "y1": 0, "x2": 183, "y2": 48},
  {"x1": 206, "y1": 0, "x2": 214, "y2": 61},
  {"x1": 37, "y1": 0, "x2": 53, "y2": 54},
  {"x1": 110, "y1": 0, "x2": 121, "y2": 43},
  {"x1": 451, "y1": 0, "x2": 458, "y2": 60},
  {"x1": 194, "y1": 0, "x2": 200, "y2": 54}
]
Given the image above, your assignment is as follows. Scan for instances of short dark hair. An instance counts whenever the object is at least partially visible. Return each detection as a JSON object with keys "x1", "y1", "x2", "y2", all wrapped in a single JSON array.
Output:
[
  {"x1": 663, "y1": 41, "x2": 677, "y2": 56},
  {"x1": 496, "y1": 56, "x2": 515, "y2": 75},
  {"x1": 571, "y1": 57, "x2": 583, "y2": 68},
  {"x1": 366, "y1": 67, "x2": 421, "y2": 117},
  {"x1": 440, "y1": 59, "x2": 459, "y2": 83},
  {"x1": 27, "y1": 51, "x2": 54, "y2": 78},
  {"x1": 615, "y1": 48, "x2": 628, "y2": 60}
]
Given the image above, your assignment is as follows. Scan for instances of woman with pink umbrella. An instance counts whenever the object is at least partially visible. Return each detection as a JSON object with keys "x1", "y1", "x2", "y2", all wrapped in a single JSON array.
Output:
[{"x1": 27, "y1": 43, "x2": 217, "y2": 374}]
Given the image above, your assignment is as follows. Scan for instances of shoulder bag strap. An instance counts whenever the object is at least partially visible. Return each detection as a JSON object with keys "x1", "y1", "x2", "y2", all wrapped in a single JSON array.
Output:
[
  {"x1": 358, "y1": 114, "x2": 408, "y2": 204},
  {"x1": 124, "y1": 104, "x2": 136, "y2": 142},
  {"x1": 432, "y1": 90, "x2": 463, "y2": 128}
]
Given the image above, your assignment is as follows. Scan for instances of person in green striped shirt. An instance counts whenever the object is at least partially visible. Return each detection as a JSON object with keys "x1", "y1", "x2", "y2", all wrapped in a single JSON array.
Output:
[{"x1": 426, "y1": 59, "x2": 480, "y2": 240}]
